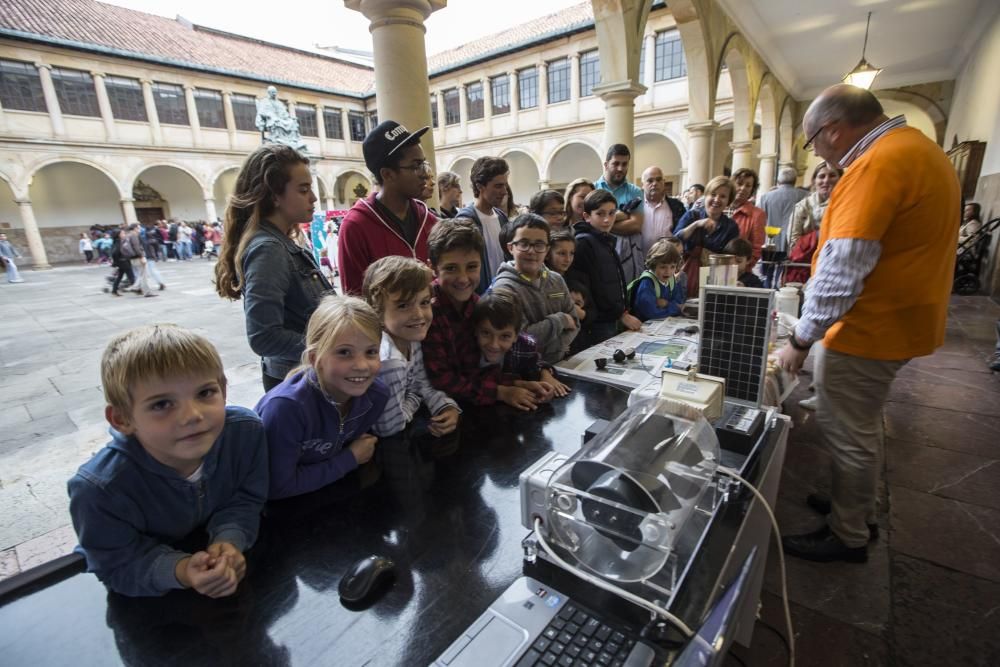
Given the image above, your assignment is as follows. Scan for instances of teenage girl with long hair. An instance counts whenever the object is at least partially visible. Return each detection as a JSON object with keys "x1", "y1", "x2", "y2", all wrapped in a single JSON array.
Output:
[{"x1": 215, "y1": 144, "x2": 333, "y2": 391}]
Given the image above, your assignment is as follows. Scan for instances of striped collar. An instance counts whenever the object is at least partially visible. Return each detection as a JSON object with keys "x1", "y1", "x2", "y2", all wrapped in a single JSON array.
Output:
[{"x1": 838, "y1": 115, "x2": 907, "y2": 169}]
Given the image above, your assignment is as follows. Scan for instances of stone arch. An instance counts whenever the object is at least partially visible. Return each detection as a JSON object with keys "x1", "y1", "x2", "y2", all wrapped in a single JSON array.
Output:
[
  {"x1": 633, "y1": 131, "x2": 685, "y2": 195},
  {"x1": 448, "y1": 157, "x2": 477, "y2": 196},
  {"x1": 211, "y1": 166, "x2": 241, "y2": 218},
  {"x1": 0, "y1": 172, "x2": 21, "y2": 241},
  {"x1": 500, "y1": 149, "x2": 541, "y2": 205},
  {"x1": 542, "y1": 139, "x2": 603, "y2": 181},
  {"x1": 716, "y1": 33, "x2": 755, "y2": 144},
  {"x1": 875, "y1": 89, "x2": 948, "y2": 145},
  {"x1": 668, "y1": 0, "x2": 718, "y2": 122},
  {"x1": 27, "y1": 156, "x2": 127, "y2": 199},
  {"x1": 544, "y1": 140, "x2": 604, "y2": 193},
  {"x1": 778, "y1": 96, "x2": 796, "y2": 168},
  {"x1": 133, "y1": 163, "x2": 207, "y2": 223},
  {"x1": 756, "y1": 74, "x2": 780, "y2": 156},
  {"x1": 334, "y1": 169, "x2": 371, "y2": 207}
]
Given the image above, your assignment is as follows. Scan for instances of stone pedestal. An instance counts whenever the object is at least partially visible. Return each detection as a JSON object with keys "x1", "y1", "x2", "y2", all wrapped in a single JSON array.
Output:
[
  {"x1": 685, "y1": 120, "x2": 718, "y2": 188},
  {"x1": 593, "y1": 81, "x2": 646, "y2": 179},
  {"x1": 730, "y1": 141, "x2": 754, "y2": 174}
]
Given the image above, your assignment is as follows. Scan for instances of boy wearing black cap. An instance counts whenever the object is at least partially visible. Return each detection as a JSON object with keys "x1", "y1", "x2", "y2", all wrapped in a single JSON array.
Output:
[{"x1": 337, "y1": 120, "x2": 438, "y2": 295}]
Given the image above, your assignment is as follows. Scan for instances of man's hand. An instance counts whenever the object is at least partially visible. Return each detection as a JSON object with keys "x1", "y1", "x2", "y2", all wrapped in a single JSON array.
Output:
[
  {"x1": 498, "y1": 385, "x2": 539, "y2": 411},
  {"x1": 777, "y1": 341, "x2": 810, "y2": 375},
  {"x1": 175, "y1": 551, "x2": 239, "y2": 598},
  {"x1": 428, "y1": 406, "x2": 460, "y2": 436},
  {"x1": 207, "y1": 542, "x2": 246, "y2": 581}
]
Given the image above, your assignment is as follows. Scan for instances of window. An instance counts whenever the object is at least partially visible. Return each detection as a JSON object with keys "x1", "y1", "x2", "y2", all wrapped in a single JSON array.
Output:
[
  {"x1": 296, "y1": 104, "x2": 317, "y2": 137},
  {"x1": 490, "y1": 75, "x2": 509, "y2": 115},
  {"x1": 0, "y1": 59, "x2": 46, "y2": 112},
  {"x1": 105, "y1": 75, "x2": 146, "y2": 121},
  {"x1": 348, "y1": 110, "x2": 366, "y2": 141},
  {"x1": 231, "y1": 93, "x2": 257, "y2": 131},
  {"x1": 368, "y1": 110, "x2": 378, "y2": 131},
  {"x1": 443, "y1": 88, "x2": 460, "y2": 125},
  {"x1": 579, "y1": 50, "x2": 600, "y2": 97},
  {"x1": 547, "y1": 58, "x2": 570, "y2": 104},
  {"x1": 639, "y1": 43, "x2": 646, "y2": 83},
  {"x1": 323, "y1": 107, "x2": 343, "y2": 139},
  {"x1": 518, "y1": 67, "x2": 538, "y2": 109},
  {"x1": 194, "y1": 88, "x2": 225, "y2": 128},
  {"x1": 430, "y1": 95, "x2": 438, "y2": 128},
  {"x1": 51, "y1": 67, "x2": 99, "y2": 117},
  {"x1": 152, "y1": 82, "x2": 188, "y2": 125},
  {"x1": 654, "y1": 30, "x2": 687, "y2": 81},
  {"x1": 466, "y1": 82, "x2": 484, "y2": 121}
]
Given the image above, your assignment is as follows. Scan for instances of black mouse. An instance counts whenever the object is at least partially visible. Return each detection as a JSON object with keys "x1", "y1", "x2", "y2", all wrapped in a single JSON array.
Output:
[{"x1": 338, "y1": 555, "x2": 395, "y2": 602}]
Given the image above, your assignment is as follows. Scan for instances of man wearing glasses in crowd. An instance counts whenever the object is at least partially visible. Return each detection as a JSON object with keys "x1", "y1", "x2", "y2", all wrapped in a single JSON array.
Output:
[{"x1": 338, "y1": 120, "x2": 438, "y2": 295}]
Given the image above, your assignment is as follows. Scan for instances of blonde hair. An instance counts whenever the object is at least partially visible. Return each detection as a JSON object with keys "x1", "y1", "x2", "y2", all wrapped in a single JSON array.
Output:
[
  {"x1": 564, "y1": 177, "x2": 594, "y2": 223},
  {"x1": 645, "y1": 240, "x2": 682, "y2": 270},
  {"x1": 292, "y1": 295, "x2": 382, "y2": 380},
  {"x1": 215, "y1": 144, "x2": 309, "y2": 300},
  {"x1": 362, "y1": 256, "x2": 433, "y2": 317},
  {"x1": 101, "y1": 324, "x2": 226, "y2": 415},
  {"x1": 704, "y1": 175, "x2": 734, "y2": 203}
]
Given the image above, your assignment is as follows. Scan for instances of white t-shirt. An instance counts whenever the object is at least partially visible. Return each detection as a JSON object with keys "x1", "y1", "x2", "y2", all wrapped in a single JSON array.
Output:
[
  {"x1": 478, "y1": 209, "x2": 504, "y2": 278},
  {"x1": 186, "y1": 464, "x2": 205, "y2": 483}
]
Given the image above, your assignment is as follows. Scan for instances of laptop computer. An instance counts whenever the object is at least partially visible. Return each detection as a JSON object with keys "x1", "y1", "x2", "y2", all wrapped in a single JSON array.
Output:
[{"x1": 430, "y1": 576, "x2": 657, "y2": 667}]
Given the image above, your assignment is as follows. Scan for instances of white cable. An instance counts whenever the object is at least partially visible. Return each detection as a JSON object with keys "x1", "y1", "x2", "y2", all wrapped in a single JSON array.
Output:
[
  {"x1": 717, "y1": 466, "x2": 796, "y2": 667},
  {"x1": 532, "y1": 517, "x2": 695, "y2": 638}
]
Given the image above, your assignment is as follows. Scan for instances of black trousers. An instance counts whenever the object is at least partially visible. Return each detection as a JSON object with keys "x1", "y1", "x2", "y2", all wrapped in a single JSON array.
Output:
[{"x1": 111, "y1": 258, "x2": 135, "y2": 294}]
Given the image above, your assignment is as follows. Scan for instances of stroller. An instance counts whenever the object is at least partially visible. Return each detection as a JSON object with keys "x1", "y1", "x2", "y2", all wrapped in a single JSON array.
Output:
[{"x1": 954, "y1": 217, "x2": 999, "y2": 295}]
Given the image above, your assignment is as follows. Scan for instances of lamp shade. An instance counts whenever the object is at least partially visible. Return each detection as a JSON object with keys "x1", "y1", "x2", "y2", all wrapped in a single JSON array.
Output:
[{"x1": 842, "y1": 58, "x2": 882, "y2": 90}]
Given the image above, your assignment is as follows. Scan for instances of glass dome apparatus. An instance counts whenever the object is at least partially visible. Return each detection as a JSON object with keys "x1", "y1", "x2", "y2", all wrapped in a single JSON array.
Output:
[{"x1": 539, "y1": 398, "x2": 723, "y2": 603}]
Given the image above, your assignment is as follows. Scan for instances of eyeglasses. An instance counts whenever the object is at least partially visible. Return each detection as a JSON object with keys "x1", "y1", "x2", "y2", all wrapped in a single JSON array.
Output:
[
  {"x1": 397, "y1": 160, "x2": 431, "y2": 173},
  {"x1": 511, "y1": 239, "x2": 550, "y2": 253},
  {"x1": 540, "y1": 209, "x2": 565, "y2": 218},
  {"x1": 803, "y1": 122, "x2": 834, "y2": 152}
]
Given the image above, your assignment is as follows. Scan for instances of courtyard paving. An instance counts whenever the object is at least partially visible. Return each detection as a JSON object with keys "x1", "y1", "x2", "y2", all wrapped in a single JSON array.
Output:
[{"x1": 0, "y1": 259, "x2": 265, "y2": 576}]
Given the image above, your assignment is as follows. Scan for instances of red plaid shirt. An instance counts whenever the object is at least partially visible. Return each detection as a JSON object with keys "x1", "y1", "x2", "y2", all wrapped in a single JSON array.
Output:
[{"x1": 423, "y1": 282, "x2": 501, "y2": 405}]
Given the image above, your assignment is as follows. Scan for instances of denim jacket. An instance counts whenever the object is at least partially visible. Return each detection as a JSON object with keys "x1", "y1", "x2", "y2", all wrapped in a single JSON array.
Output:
[
  {"x1": 67, "y1": 406, "x2": 269, "y2": 597},
  {"x1": 242, "y1": 222, "x2": 334, "y2": 379}
]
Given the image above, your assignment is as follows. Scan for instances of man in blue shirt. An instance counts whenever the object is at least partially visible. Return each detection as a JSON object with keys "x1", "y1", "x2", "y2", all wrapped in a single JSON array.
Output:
[{"x1": 594, "y1": 144, "x2": 644, "y2": 283}]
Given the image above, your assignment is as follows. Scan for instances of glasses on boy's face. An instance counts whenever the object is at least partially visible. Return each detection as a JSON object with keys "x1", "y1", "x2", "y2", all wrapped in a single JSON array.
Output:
[
  {"x1": 511, "y1": 239, "x2": 549, "y2": 253},
  {"x1": 397, "y1": 160, "x2": 431, "y2": 173}
]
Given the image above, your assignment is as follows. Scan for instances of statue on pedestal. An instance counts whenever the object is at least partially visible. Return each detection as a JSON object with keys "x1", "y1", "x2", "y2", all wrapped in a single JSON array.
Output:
[{"x1": 255, "y1": 86, "x2": 308, "y2": 154}]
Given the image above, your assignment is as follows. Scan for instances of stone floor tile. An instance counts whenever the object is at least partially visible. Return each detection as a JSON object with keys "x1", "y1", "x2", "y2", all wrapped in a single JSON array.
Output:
[
  {"x1": 0, "y1": 405, "x2": 32, "y2": 429},
  {"x1": 889, "y1": 485, "x2": 1000, "y2": 583},
  {"x1": 888, "y1": 376, "x2": 1000, "y2": 417},
  {"x1": 887, "y1": 438, "x2": 1000, "y2": 510},
  {"x1": 0, "y1": 412, "x2": 79, "y2": 456},
  {"x1": 0, "y1": 547, "x2": 19, "y2": 581},
  {"x1": 14, "y1": 524, "x2": 77, "y2": 571},
  {"x1": 884, "y1": 402, "x2": 1000, "y2": 459},
  {"x1": 1, "y1": 375, "x2": 58, "y2": 406},
  {"x1": 890, "y1": 554, "x2": 1000, "y2": 667}
]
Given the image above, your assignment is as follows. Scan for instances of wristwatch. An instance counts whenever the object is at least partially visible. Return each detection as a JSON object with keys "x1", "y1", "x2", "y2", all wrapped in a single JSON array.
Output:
[{"x1": 788, "y1": 334, "x2": 812, "y2": 351}]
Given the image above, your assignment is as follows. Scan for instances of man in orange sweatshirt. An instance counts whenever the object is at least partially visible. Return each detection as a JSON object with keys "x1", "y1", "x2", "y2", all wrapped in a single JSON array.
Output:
[{"x1": 777, "y1": 84, "x2": 960, "y2": 563}]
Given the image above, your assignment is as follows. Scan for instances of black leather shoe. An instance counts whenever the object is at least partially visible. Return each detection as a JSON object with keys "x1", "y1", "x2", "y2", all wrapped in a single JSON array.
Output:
[
  {"x1": 782, "y1": 526, "x2": 868, "y2": 563},
  {"x1": 806, "y1": 493, "x2": 879, "y2": 541}
]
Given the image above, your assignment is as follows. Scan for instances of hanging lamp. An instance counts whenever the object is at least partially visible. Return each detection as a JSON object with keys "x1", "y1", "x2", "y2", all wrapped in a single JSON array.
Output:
[{"x1": 842, "y1": 12, "x2": 882, "y2": 89}]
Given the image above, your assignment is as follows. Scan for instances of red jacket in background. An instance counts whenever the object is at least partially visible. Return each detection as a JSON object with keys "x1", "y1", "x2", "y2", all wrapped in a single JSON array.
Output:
[{"x1": 337, "y1": 193, "x2": 437, "y2": 295}]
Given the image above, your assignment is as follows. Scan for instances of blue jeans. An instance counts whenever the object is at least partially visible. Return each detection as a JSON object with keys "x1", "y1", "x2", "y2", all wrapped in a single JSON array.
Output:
[{"x1": 5, "y1": 256, "x2": 23, "y2": 282}]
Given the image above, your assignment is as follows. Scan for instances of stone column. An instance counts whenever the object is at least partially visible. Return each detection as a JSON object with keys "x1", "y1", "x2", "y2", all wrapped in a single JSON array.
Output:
[
  {"x1": 730, "y1": 141, "x2": 754, "y2": 173},
  {"x1": 482, "y1": 76, "x2": 493, "y2": 135},
  {"x1": 15, "y1": 199, "x2": 51, "y2": 269},
  {"x1": 435, "y1": 91, "x2": 446, "y2": 146},
  {"x1": 316, "y1": 104, "x2": 328, "y2": 156},
  {"x1": 346, "y1": 0, "x2": 444, "y2": 171},
  {"x1": 141, "y1": 79, "x2": 163, "y2": 146},
  {"x1": 458, "y1": 82, "x2": 468, "y2": 142},
  {"x1": 341, "y1": 108, "x2": 352, "y2": 150},
  {"x1": 222, "y1": 91, "x2": 237, "y2": 148},
  {"x1": 643, "y1": 32, "x2": 656, "y2": 107},
  {"x1": 758, "y1": 153, "x2": 778, "y2": 192},
  {"x1": 310, "y1": 167, "x2": 321, "y2": 214},
  {"x1": 569, "y1": 53, "x2": 581, "y2": 121},
  {"x1": 120, "y1": 197, "x2": 139, "y2": 226},
  {"x1": 509, "y1": 71, "x2": 519, "y2": 133},
  {"x1": 34, "y1": 63, "x2": 65, "y2": 138},
  {"x1": 593, "y1": 81, "x2": 646, "y2": 180},
  {"x1": 678, "y1": 168, "x2": 688, "y2": 192},
  {"x1": 537, "y1": 60, "x2": 548, "y2": 119},
  {"x1": 91, "y1": 72, "x2": 117, "y2": 142},
  {"x1": 538, "y1": 179, "x2": 551, "y2": 190},
  {"x1": 0, "y1": 95, "x2": 7, "y2": 133},
  {"x1": 685, "y1": 120, "x2": 718, "y2": 188},
  {"x1": 325, "y1": 196, "x2": 335, "y2": 212},
  {"x1": 204, "y1": 196, "x2": 218, "y2": 223},
  {"x1": 184, "y1": 85, "x2": 202, "y2": 146}
]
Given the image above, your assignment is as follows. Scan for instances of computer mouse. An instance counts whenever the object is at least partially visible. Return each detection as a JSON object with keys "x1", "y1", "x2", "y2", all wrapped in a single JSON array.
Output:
[{"x1": 338, "y1": 555, "x2": 395, "y2": 602}]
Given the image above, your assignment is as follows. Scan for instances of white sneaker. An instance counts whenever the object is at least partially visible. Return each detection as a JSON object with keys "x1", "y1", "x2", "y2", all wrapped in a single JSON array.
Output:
[{"x1": 798, "y1": 395, "x2": 819, "y2": 411}]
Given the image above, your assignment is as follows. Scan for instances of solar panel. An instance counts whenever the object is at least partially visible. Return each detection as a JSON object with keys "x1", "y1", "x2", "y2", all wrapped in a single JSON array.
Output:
[{"x1": 697, "y1": 286, "x2": 774, "y2": 406}]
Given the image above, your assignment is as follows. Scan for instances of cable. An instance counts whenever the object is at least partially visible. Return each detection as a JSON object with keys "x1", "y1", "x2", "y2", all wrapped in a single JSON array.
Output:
[
  {"x1": 757, "y1": 618, "x2": 792, "y2": 666},
  {"x1": 716, "y1": 466, "x2": 795, "y2": 667},
  {"x1": 636, "y1": 336, "x2": 698, "y2": 378},
  {"x1": 532, "y1": 517, "x2": 695, "y2": 639}
]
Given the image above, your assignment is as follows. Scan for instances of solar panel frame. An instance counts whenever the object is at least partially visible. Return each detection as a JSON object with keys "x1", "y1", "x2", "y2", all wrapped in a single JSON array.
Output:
[{"x1": 697, "y1": 286, "x2": 774, "y2": 407}]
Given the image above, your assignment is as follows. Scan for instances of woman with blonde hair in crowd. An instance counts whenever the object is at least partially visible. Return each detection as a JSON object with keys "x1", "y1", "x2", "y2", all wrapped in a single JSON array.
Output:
[
  {"x1": 563, "y1": 178, "x2": 594, "y2": 228},
  {"x1": 672, "y1": 176, "x2": 740, "y2": 298},
  {"x1": 215, "y1": 144, "x2": 333, "y2": 392}
]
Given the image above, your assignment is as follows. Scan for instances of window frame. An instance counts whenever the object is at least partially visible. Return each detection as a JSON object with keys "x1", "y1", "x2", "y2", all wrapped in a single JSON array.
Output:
[
  {"x1": 443, "y1": 88, "x2": 460, "y2": 125},
  {"x1": 579, "y1": 50, "x2": 601, "y2": 98},
  {"x1": 490, "y1": 75, "x2": 509, "y2": 115},
  {"x1": 466, "y1": 81, "x2": 484, "y2": 121},
  {"x1": 151, "y1": 82, "x2": 189, "y2": 126},
  {"x1": 193, "y1": 88, "x2": 225, "y2": 129},
  {"x1": 547, "y1": 58, "x2": 570, "y2": 104},
  {"x1": 323, "y1": 106, "x2": 344, "y2": 139},
  {"x1": 517, "y1": 66, "x2": 538, "y2": 110},
  {"x1": 654, "y1": 30, "x2": 687, "y2": 82},
  {"x1": 0, "y1": 59, "x2": 47, "y2": 112},
  {"x1": 230, "y1": 93, "x2": 258, "y2": 132},
  {"x1": 51, "y1": 67, "x2": 100, "y2": 117},
  {"x1": 104, "y1": 75, "x2": 146, "y2": 122},
  {"x1": 348, "y1": 110, "x2": 366, "y2": 141},
  {"x1": 296, "y1": 104, "x2": 318, "y2": 137}
]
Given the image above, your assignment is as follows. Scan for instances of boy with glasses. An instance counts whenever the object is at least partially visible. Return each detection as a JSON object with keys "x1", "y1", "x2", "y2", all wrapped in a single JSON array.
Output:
[
  {"x1": 490, "y1": 214, "x2": 579, "y2": 364},
  {"x1": 337, "y1": 120, "x2": 438, "y2": 295}
]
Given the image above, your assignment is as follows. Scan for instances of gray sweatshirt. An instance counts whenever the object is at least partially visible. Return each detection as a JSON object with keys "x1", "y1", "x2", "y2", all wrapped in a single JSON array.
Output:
[{"x1": 490, "y1": 261, "x2": 579, "y2": 363}]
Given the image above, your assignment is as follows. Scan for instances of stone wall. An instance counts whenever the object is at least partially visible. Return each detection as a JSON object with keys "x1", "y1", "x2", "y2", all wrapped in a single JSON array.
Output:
[{"x1": 3, "y1": 226, "x2": 94, "y2": 266}]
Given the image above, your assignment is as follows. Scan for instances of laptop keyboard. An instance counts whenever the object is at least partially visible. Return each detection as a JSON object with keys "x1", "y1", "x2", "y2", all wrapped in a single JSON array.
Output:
[{"x1": 514, "y1": 601, "x2": 640, "y2": 667}]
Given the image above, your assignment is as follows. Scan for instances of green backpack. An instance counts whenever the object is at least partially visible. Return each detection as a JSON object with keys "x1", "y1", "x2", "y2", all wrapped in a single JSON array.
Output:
[{"x1": 626, "y1": 270, "x2": 661, "y2": 310}]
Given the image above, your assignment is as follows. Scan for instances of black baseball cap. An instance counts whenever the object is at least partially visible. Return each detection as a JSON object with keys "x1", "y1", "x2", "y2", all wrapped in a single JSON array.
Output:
[{"x1": 363, "y1": 120, "x2": 430, "y2": 176}]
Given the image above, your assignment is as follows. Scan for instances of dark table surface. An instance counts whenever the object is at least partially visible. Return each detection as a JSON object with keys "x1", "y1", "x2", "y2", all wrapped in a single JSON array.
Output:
[
  {"x1": 0, "y1": 378, "x2": 782, "y2": 667},
  {"x1": 0, "y1": 379, "x2": 642, "y2": 667}
]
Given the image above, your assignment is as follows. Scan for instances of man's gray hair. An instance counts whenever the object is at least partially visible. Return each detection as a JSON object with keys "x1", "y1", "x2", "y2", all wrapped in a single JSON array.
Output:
[
  {"x1": 777, "y1": 167, "x2": 797, "y2": 185},
  {"x1": 808, "y1": 84, "x2": 884, "y2": 129}
]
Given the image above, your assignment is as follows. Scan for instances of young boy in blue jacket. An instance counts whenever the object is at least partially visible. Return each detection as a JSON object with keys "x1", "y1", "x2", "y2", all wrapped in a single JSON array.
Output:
[
  {"x1": 68, "y1": 325, "x2": 269, "y2": 598},
  {"x1": 630, "y1": 239, "x2": 686, "y2": 321}
]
